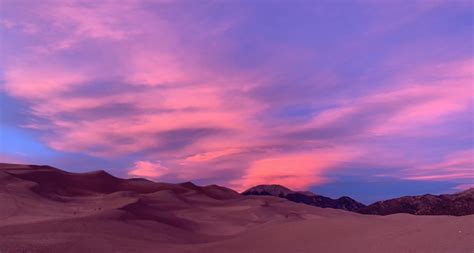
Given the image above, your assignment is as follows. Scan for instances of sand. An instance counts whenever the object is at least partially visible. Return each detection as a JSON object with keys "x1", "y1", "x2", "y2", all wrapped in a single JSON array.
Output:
[{"x1": 0, "y1": 164, "x2": 473, "y2": 253}]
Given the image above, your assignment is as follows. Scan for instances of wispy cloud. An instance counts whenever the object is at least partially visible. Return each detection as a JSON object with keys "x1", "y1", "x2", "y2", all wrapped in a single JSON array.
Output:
[{"x1": 405, "y1": 149, "x2": 474, "y2": 181}]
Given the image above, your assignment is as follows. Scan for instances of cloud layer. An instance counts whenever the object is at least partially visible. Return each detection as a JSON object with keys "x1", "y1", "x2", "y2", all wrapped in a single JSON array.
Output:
[{"x1": 1, "y1": 0, "x2": 472, "y2": 197}]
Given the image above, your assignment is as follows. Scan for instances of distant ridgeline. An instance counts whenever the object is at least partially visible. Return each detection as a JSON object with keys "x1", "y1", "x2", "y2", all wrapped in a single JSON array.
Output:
[{"x1": 242, "y1": 184, "x2": 474, "y2": 216}]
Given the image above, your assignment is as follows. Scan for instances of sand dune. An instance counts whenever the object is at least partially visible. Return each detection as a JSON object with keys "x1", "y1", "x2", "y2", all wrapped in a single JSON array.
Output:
[{"x1": 0, "y1": 163, "x2": 473, "y2": 253}]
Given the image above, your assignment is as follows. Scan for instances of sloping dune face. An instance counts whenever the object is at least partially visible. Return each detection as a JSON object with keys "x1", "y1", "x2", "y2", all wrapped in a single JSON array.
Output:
[{"x1": 0, "y1": 163, "x2": 473, "y2": 253}]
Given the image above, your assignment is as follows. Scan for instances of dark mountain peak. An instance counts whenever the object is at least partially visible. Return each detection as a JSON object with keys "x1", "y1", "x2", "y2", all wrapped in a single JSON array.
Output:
[
  {"x1": 243, "y1": 185, "x2": 366, "y2": 212},
  {"x1": 337, "y1": 196, "x2": 353, "y2": 201},
  {"x1": 242, "y1": 184, "x2": 294, "y2": 197},
  {"x1": 334, "y1": 196, "x2": 366, "y2": 211}
]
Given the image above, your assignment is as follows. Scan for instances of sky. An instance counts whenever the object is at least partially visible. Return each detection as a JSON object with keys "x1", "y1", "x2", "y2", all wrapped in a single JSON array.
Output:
[{"x1": 0, "y1": 0, "x2": 473, "y2": 203}]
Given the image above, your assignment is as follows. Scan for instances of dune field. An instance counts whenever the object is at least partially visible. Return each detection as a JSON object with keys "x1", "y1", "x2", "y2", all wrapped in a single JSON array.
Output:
[{"x1": 0, "y1": 163, "x2": 472, "y2": 253}]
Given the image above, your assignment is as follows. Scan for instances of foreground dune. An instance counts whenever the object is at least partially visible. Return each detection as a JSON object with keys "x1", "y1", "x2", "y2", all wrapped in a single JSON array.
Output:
[{"x1": 0, "y1": 163, "x2": 473, "y2": 253}]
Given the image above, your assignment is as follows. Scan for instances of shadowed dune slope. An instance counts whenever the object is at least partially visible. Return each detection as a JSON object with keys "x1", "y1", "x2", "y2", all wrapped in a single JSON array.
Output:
[{"x1": 0, "y1": 163, "x2": 473, "y2": 253}]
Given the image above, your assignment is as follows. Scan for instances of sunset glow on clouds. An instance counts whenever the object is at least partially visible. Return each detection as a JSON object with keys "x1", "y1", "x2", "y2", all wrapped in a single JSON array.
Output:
[
  {"x1": 128, "y1": 160, "x2": 169, "y2": 179},
  {"x1": 1, "y1": 0, "x2": 472, "y2": 202}
]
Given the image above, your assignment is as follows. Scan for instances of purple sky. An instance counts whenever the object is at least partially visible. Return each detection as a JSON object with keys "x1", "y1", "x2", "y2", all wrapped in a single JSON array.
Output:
[{"x1": 1, "y1": 0, "x2": 473, "y2": 203}]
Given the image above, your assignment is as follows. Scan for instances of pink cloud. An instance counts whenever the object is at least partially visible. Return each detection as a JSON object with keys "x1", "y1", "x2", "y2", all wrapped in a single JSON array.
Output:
[
  {"x1": 404, "y1": 149, "x2": 474, "y2": 181},
  {"x1": 184, "y1": 148, "x2": 244, "y2": 162},
  {"x1": 1, "y1": 0, "x2": 263, "y2": 160},
  {"x1": 453, "y1": 184, "x2": 474, "y2": 191},
  {"x1": 34, "y1": 0, "x2": 144, "y2": 51},
  {"x1": 125, "y1": 51, "x2": 198, "y2": 86},
  {"x1": 36, "y1": 97, "x2": 258, "y2": 157},
  {"x1": 406, "y1": 173, "x2": 473, "y2": 181},
  {"x1": 300, "y1": 59, "x2": 473, "y2": 138},
  {"x1": 231, "y1": 148, "x2": 360, "y2": 191},
  {"x1": 0, "y1": 19, "x2": 15, "y2": 29},
  {"x1": 370, "y1": 61, "x2": 473, "y2": 135},
  {"x1": 3, "y1": 66, "x2": 88, "y2": 99},
  {"x1": 127, "y1": 160, "x2": 169, "y2": 179},
  {"x1": 0, "y1": 154, "x2": 26, "y2": 164}
]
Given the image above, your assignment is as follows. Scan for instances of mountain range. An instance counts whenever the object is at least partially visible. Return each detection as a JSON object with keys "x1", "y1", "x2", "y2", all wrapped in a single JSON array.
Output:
[
  {"x1": 242, "y1": 184, "x2": 366, "y2": 212},
  {"x1": 243, "y1": 184, "x2": 474, "y2": 216}
]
